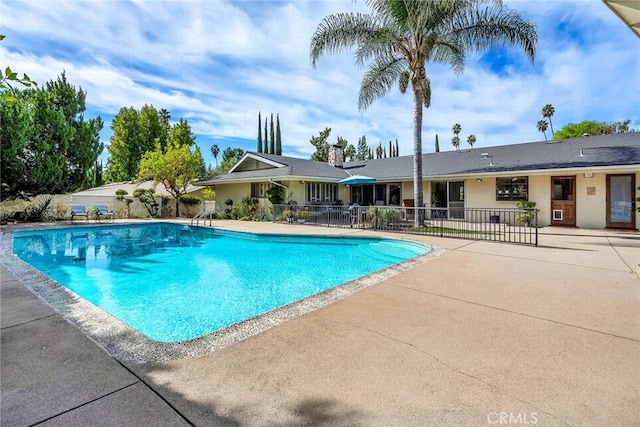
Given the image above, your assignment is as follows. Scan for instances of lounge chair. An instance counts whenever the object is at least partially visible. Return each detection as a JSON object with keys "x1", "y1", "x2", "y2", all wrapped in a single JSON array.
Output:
[
  {"x1": 71, "y1": 206, "x2": 89, "y2": 222},
  {"x1": 95, "y1": 205, "x2": 114, "y2": 222}
]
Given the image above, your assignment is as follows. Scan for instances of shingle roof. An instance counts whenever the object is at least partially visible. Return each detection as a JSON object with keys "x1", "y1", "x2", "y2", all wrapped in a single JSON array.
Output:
[
  {"x1": 352, "y1": 132, "x2": 640, "y2": 180},
  {"x1": 198, "y1": 133, "x2": 640, "y2": 185}
]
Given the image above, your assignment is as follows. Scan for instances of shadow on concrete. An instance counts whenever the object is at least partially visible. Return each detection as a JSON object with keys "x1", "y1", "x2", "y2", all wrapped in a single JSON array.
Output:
[{"x1": 125, "y1": 360, "x2": 366, "y2": 426}]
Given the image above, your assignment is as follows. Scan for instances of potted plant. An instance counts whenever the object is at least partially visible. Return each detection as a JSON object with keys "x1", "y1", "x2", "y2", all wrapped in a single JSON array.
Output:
[
  {"x1": 283, "y1": 210, "x2": 295, "y2": 223},
  {"x1": 516, "y1": 200, "x2": 537, "y2": 227},
  {"x1": 295, "y1": 209, "x2": 309, "y2": 223}
]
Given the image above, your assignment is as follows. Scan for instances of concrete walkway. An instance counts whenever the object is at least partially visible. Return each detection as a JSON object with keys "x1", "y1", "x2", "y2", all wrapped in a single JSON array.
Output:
[{"x1": 1, "y1": 222, "x2": 638, "y2": 426}]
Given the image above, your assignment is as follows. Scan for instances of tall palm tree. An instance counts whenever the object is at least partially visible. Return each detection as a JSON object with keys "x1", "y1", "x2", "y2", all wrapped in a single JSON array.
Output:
[
  {"x1": 452, "y1": 123, "x2": 462, "y2": 149},
  {"x1": 542, "y1": 104, "x2": 555, "y2": 137},
  {"x1": 467, "y1": 134, "x2": 476, "y2": 148},
  {"x1": 311, "y1": 0, "x2": 537, "y2": 225},
  {"x1": 537, "y1": 119, "x2": 548, "y2": 141},
  {"x1": 210, "y1": 144, "x2": 220, "y2": 168}
]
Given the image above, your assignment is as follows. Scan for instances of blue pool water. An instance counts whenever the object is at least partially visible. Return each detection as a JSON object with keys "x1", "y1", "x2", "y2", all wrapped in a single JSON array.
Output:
[{"x1": 12, "y1": 223, "x2": 429, "y2": 342}]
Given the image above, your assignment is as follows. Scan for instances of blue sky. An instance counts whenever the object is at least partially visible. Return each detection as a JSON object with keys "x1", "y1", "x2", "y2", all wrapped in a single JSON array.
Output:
[{"x1": 1, "y1": 0, "x2": 638, "y2": 169}]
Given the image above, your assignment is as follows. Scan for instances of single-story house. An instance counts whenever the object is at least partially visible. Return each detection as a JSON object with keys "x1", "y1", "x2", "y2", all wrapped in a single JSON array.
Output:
[{"x1": 196, "y1": 132, "x2": 640, "y2": 230}]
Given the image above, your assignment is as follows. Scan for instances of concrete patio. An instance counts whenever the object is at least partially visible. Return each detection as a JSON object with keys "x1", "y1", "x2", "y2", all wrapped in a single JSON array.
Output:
[{"x1": 1, "y1": 221, "x2": 638, "y2": 426}]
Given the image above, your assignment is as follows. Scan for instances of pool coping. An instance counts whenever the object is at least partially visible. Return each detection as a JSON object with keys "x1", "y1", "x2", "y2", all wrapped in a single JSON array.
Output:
[{"x1": 0, "y1": 222, "x2": 444, "y2": 363}]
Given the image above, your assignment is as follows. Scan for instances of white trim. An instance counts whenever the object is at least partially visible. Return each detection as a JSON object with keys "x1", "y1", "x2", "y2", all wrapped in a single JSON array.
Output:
[{"x1": 228, "y1": 153, "x2": 287, "y2": 173}]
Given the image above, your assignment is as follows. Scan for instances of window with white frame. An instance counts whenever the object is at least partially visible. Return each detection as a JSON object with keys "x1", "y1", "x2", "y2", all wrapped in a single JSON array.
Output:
[
  {"x1": 251, "y1": 182, "x2": 273, "y2": 198},
  {"x1": 306, "y1": 182, "x2": 338, "y2": 203}
]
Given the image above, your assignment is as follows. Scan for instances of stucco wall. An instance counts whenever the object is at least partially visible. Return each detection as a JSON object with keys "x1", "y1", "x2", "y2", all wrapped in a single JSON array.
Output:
[
  {"x1": 214, "y1": 182, "x2": 251, "y2": 212},
  {"x1": 576, "y1": 173, "x2": 606, "y2": 229}
]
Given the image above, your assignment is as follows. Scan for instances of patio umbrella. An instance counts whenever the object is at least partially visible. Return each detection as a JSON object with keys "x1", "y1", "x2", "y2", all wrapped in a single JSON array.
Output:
[{"x1": 338, "y1": 175, "x2": 376, "y2": 185}]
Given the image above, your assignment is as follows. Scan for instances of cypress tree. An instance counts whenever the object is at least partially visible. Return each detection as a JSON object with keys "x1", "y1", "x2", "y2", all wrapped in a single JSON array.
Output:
[
  {"x1": 435, "y1": 134, "x2": 440, "y2": 152},
  {"x1": 395, "y1": 139, "x2": 399, "y2": 157},
  {"x1": 269, "y1": 113, "x2": 275, "y2": 154},
  {"x1": 257, "y1": 112, "x2": 263, "y2": 153},
  {"x1": 265, "y1": 121, "x2": 268, "y2": 154},
  {"x1": 388, "y1": 140, "x2": 392, "y2": 158},
  {"x1": 275, "y1": 114, "x2": 282, "y2": 155}
]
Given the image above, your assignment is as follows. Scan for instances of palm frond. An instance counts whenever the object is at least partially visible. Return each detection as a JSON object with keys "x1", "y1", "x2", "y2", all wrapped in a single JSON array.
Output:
[
  {"x1": 358, "y1": 56, "x2": 405, "y2": 111},
  {"x1": 430, "y1": 37, "x2": 466, "y2": 74},
  {"x1": 354, "y1": 26, "x2": 402, "y2": 67},
  {"x1": 310, "y1": 13, "x2": 381, "y2": 67},
  {"x1": 449, "y1": 3, "x2": 537, "y2": 62}
]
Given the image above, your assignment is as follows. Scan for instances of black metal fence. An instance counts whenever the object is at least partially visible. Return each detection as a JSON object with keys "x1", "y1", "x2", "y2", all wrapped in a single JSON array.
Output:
[{"x1": 273, "y1": 204, "x2": 538, "y2": 246}]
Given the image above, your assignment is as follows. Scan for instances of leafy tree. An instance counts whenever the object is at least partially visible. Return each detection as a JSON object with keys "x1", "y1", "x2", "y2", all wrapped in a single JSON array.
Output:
[
  {"x1": 467, "y1": 134, "x2": 476, "y2": 148},
  {"x1": 1, "y1": 34, "x2": 38, "y2": 102},
  {"x1": 553, "y1": 119, "x2": 635, "y2": 140},
  {"x1": 542, "y1": 104, "x2": 555, "y2": 137},
  {"x1": 537, "y1": 119, "x2": 548, "y2": 141},
  {"x1": 169, "y1": 119, "x2": 206, "y2": 176},
  {"x1": 133, "y1": 188, "x2": 161, "y2": 217},
  {"x1": 115, "y1": 189, "x2": 133, "y2": 218},
  {"x1": 158, "y1": 109, "x2": 171, "y2": 151},
  {"x1": 311, "y1": 0, "x2": 536, "y2": 225},
  {"x1": 376, "y1": 143, "x2": 383, "y2": 159},
  {"x1": 138, "y1": 141, "x2": 203, "y2": 217},
  {"x1": 276, "y1": 114, "x2": 282, "y2": 155},
  {"x1": 211, "y1": 144, "x2": 220, "y2": 168},
  {"x1": 435, "y1": 134, "x2": 440, "y2": 153},
  {"x1": 257, "y1": 112, "x2": 263, "y2": 153},
  {"x1": 218, "y1": 147, "x2": 245, "y2": 173},
  {"x1": 553, "y1": 120, "x2": 610, "y2": 139},
  {"x1": 169, "y1": 118, "x2": 196, "y2": 146},
  {"x1": 92, "y1": 161, "x2": 104, "y2": 188},
  {"x1": 105, "y1": 104, "x2": 165, "y2": 182},
  {"x1": 1, "y1": 72, "x2": 103, "y2": 197},
  {"x1": 310, "y1": 127, "x2": 332, "y2": 161},
  {"x1": 344, "y1": 143, "x2": 356, "y2": 161},
  {"x1": 356, "y1": 135, "x2": 368, "y2": 161},
  {"x1": 613, "y1": 119, "x2": 632, "y2": 133},
  {"x1": 0, "y1": 98, "x2": 29, "y2": 196}
]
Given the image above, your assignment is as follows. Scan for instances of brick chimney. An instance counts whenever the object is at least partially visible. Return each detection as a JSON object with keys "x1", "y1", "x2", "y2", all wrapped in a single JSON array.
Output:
[{"x1": 328, "y1": 144, "x2": 343, "y2": 168}]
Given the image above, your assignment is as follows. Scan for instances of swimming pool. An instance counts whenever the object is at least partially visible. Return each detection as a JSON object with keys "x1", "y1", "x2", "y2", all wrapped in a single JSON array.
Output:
[{"x1": 11, "y1": 223, "x2": 430, "y2": 344}]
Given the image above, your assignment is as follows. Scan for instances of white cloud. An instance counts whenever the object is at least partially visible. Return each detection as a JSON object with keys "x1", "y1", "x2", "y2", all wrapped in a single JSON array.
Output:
[{"x1": 2, "y1": 0, "x2": 638, "y2": 168}]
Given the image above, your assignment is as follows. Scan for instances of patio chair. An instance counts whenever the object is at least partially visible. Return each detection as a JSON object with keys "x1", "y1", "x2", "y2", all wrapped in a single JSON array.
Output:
[
  {"x1": 95, "y1": 205, "x2": 114, "y2": 222},
  {"x1": 70, "y1": 206, "x2": 89, "y2": 222}
]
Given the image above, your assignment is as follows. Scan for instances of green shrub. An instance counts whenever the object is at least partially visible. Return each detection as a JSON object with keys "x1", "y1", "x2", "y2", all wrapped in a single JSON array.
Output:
[
  {"x1": 369, "y1": 207, "x2": 400, "y2": 230},
  {"x1": 133, "y1": 188, "x2": 160, "y2": 217},
  {"x1": 266, "y1": 186, "x2": 284, "y2": 205},
  {"x1": 516, "y1": 200, "x2": 537, "y2": 226},
  {"x1": 202, "y1": 188, "x2": 216, "y2": 201},
  {"x1": 179, "y1": 194, "x2": 201, "y2": 205},
  {"x1": 0, "y1": 206, "x2": 16, "y2": 224},
  {"x1": 50, "y1": 202, "x2": 69, "y2": 220},
  {"x1": 238, "y1": 197, "x2": 259, "y2": 220},
  {"x1": 115, "y1": 189, "x2": 134, "y2": 218},
  {"x1": 22, "y1": 195, "x2": 54, "y2": 222}
]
